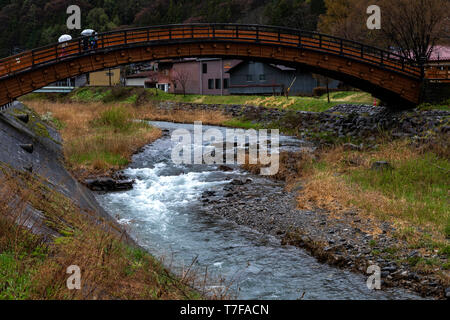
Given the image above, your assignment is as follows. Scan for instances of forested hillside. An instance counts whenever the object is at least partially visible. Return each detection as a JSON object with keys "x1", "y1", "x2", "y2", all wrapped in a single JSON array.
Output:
[
  {"x1": 2, "y1": 0, "x2": 446, "y2": 60},
  {"x1": 0, "y1": 0, "x2": 326, "y2": 57}
]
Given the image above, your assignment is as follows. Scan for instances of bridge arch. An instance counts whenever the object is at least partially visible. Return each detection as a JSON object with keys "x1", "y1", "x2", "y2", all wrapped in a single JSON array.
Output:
[{"x1": 0, "y1": 24, "x2": 424, "y2": 108}]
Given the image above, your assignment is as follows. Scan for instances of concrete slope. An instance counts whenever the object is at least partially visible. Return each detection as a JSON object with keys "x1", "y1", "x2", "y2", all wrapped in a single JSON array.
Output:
[{"x1": 0, "y1": 101, "x2": 114, "y2": 235}]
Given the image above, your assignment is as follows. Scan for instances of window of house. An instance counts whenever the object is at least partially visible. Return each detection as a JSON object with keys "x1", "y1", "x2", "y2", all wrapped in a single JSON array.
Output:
[
  {"x1": 202, "y1": 63, "x2": 208, "y2": 74},
  {"x1": 215, "y1": 79, "x2": 221, "y2": 89},
  {"x1": 246, "y1": 74, "x2": 253, "y2": 82},
  {"x1": 223, "y1": 78, "x2": 229, "y2": 89},
  {"x1": 259, "y1": 74, "x2": 266, "y2": 81},
  {"x1": 208, "y1": 79, "x2": 214, "y2": 89}
]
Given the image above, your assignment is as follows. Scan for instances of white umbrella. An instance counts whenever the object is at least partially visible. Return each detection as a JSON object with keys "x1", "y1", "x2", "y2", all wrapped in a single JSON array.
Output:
[
  {"x1": 81, "y1": 29, "x2": 95, "y2": 36},
  {"x1": 58, "y1": 34, "x2": 72, "y2": 43}
]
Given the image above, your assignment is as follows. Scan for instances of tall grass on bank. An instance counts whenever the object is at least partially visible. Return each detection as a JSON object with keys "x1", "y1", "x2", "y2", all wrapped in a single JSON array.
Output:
[
  {"x1": 297, "y1": 139, "x2": 450, "y2": 241},
  {"x1": 24, "y1": 101, "x2": 161, "y2": 176},
  {"x1": 0, "y1": 169, "x2": 201, "y2": 300}
]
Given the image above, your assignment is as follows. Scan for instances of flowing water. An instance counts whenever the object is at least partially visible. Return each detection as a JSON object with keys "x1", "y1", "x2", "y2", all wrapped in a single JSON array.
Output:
[{"x1": 96, "y1": 121, "x2": 421, "y2": 300}]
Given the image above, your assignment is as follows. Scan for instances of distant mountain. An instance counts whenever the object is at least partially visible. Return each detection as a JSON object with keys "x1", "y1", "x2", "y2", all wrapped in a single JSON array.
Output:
[{"x1": 0, "y1": 0, "x2": 325, "y2": 57}]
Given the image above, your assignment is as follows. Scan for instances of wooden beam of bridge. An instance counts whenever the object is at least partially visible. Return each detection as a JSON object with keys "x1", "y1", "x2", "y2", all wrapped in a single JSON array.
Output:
[{"x1": 0, "y1": 24, "x2": 427, "y2": 107}]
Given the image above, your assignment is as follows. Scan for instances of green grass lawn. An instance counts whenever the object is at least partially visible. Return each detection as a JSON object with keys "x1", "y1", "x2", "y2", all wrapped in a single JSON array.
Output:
[
  {"x1": 58, "y1": 87, "x2": 375, "y2": 112},
  {"x1": 22, "y1": 87, "x2": 449, "y2": 112},
  {"x1": 139, "y1": 89, "x2": 375, "y2": 112},
  {"x1": 348, "y1": 152, "x2": 450, "y2": 232}
]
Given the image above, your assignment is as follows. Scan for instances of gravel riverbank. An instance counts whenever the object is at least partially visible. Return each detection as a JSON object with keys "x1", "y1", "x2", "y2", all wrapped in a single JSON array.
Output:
[{"x1": 200, "y1": 172, "x2": 446, "y2": 299}]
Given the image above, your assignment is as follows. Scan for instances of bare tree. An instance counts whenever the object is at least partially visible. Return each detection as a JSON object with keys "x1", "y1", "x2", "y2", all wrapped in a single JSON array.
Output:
[
  {"x1": 318, "y1": 0, "x2": 376, "y2": 44},
  {"x1": 380, "y1": 0, "x2": 449, "y2": 62},
  {"x1": 319, "y1": 0, "x2": 449, "y2": 63},
  {"x1": 171, "y1": 69, "x2": 190, "y2": 96}
]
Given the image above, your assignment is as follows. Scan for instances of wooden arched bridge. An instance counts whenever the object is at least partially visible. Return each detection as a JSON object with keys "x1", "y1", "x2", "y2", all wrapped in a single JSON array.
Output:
[{"x1": 0, "y1": 24, "x2": 447, "y2": 109}]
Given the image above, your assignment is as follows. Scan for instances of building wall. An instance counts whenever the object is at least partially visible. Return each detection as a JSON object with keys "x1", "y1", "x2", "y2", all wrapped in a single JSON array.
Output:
[
  {"x1": 74, "y1": 75, "x2": 88, "y2": 87},
  {"x1": 89, "y1": 68, "x2": 121, "y2": 86},
  {"x1": 228, "y1": 61, "x2": 339, "y2": 95},
  {"x1": 198, "y1": 59, "x2": 230, "y2": 95},
  {"x1": 125, "y1": 78, "x2": 146, "y2": 87},
  {"x1": 161, "y1": 59, "x2": 239, "y2": 95},
  {"x1": 169, "y1": 61, "x2": 200, "y2": 94},
  {"x1": 49, "y1": 74, "x2": 87, "y2": 88}
]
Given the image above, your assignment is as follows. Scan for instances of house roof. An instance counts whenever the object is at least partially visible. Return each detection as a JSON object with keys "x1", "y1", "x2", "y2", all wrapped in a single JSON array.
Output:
[
  {"x1": 126, "y1": 71, "x2": 157, "y2": 79},
  {"x1": 225, "y1": 60, "x2": 296, "y2": 73},
  {"x1": 270, "y1": 64, "x2": 295, "y2": 71},
  {"x1": 429, "y1": 45, "x2": 450, "y2": 61}
]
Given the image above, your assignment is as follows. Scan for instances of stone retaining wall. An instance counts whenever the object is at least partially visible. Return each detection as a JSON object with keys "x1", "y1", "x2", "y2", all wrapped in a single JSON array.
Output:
[{"x1": 153, "y1": 101, "x2": 450, "y2": 142}]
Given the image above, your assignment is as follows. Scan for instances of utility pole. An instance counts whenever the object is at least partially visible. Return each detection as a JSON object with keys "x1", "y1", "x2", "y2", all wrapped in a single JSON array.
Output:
[
  {"x1": 199, "y1": 60, "x2": 203, "y2": 95},
  {"x1": 221, "y1": 58, "x2": 224, "y2": 96}
]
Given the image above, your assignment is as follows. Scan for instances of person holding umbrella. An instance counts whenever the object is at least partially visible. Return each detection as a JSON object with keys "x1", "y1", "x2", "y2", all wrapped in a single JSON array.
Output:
[
  {"x1": 58, "y1": 34, "x2": 72, "y2": 57},
  {"x1": 81, "y1": 29, "x2": 95, "y2": 51}
]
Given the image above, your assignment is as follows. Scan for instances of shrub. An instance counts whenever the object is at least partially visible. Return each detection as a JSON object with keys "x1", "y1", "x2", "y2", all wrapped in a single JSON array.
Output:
[
  {"x1": 102, "y1": 87, "x2": 133, "y2": 103},
  {"x1": 95, "y1": 106, "x2": 132, "y2": 131}
]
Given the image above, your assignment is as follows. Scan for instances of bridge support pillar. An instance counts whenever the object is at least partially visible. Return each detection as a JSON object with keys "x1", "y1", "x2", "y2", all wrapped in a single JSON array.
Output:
[{"x1": 420, "y1": 80, "x2": 450, "y2": 105}]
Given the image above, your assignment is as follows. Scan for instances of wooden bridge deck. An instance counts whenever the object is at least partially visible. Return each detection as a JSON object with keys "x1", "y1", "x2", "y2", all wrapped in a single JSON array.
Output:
[{"x1": 0, "y1": 24, "x2": 439, "y2": 107}]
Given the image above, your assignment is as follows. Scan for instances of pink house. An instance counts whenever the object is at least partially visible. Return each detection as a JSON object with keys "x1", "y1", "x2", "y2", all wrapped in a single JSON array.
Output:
[{"x1": 125, "y1": 58, "x2": 241, "y2": 95}]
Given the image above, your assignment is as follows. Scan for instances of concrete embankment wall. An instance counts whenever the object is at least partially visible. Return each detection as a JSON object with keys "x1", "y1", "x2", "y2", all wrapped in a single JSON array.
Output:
[{"x1": 0, "y1": 101, "x2": 113, "y2": 236}]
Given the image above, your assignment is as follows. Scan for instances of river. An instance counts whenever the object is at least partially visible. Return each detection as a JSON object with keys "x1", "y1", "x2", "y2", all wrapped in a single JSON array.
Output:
[{"x1": 96, "y1": 121, "x2": 421, "y2": 300}]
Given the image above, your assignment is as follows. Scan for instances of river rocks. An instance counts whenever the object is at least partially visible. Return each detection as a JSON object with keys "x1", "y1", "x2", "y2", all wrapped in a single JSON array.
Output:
[
  {"x1": 343, "y1": 143, "x2": 362, "y2": 151},
  {"x1": 84, "y1": 177, "x2": 134, "y2": 191},
  {"x1": 382, "y1": 265, "x2": 398, "y2": 273},
  {"x1": 202, "y1": 191, "x2": 216, "y2": 197},
  {"x1": 218, "y1": 164, "x2": 233, "y2": 171},
  {"x1": 230, "y1": 178, "x2": 252, "y2": 185},
  {"x1": 154, "y1": 101, "x2": 450, "y2": 145},
  {"x1": 230, "y1": 178, "x2": 245, "y2": 185}
]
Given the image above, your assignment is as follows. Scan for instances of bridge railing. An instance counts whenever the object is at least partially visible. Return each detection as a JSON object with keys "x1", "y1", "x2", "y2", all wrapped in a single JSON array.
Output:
[
  {"x1": 0, "y1": 24, "x2": 421, "y2": 81},
  {"x1": 425, "y1": 66, "x2": 450, "y2": 82}
]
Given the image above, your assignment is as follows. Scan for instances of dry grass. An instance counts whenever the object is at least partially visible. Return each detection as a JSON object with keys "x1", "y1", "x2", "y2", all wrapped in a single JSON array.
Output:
[
  {"x1": 24, "y1": 101, "x2": 162, "y2": 176},
  {"x1": 0, "y1": 168, "x2": 201, "y2": 300},
  {"x1": 296, "y1": 139, "x2": 450, "y2": 242},
  {"x1": 242, "y1": 150, "x2": 314, "y2": 185},
  {"x1": 136, "y1": 105, "x2": 232, "y2": 126},
  {"x1": 25, "y1": 99, "x2": 232, "y2": 175}
]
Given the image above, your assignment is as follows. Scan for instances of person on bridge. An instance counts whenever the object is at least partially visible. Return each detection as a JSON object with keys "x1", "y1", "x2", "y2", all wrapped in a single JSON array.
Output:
[
  {"x1": 89, "y1": 33, "x2": 98, "y2": 50},
  {"x1": 82, "y1": 37, "x2": 89, "y2": 51},
  {"x1": 93, "y1": 32, "x2": 99, "y2": 49}
]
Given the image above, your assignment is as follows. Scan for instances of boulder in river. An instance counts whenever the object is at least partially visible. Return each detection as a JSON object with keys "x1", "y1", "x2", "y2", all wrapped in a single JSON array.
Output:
[
  {"x1": 230, "y1": 178, "x2": 253, "y2": 185},
  {"x1": 218, "y1": 165, "x2": 233, "y2": 172},
  {"x1": 84, "y1": 177, "x2": 134, "y2": 191}
]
